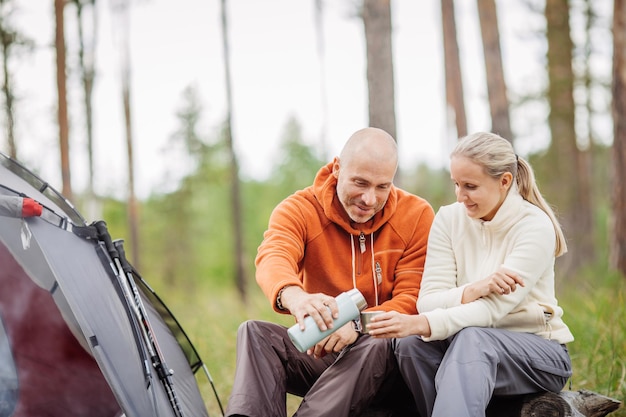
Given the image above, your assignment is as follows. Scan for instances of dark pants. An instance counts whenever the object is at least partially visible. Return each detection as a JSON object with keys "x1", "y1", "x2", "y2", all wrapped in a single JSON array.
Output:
[
  {"x1": 394, "y1": 327, "x2": 572, "y2": 417},
  {"x1": 225, "y1": 320, "x2": 412, "y2": 417}
]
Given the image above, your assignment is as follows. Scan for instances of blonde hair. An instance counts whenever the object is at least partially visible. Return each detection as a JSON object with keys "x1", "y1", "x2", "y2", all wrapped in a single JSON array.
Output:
[{"x1": 452, "y1": 132, "x2": 567, "y2": 257}]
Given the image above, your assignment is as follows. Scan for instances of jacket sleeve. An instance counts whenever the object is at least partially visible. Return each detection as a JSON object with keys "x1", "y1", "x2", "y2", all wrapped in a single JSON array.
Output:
[
  {"x1": 416, "y1": 208, "x2": 466, "y2": 313},
  {"x1": 255, "y1": 196, "x2": 307, "y2": 313},
  {"x1": 378, "y1": 198, "x2": 435, "y2": 315}
]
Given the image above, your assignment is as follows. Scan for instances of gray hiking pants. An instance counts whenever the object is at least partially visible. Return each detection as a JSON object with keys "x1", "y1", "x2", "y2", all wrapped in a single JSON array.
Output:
[
  {"x1": 394, "y1": 327, "x2": 572, "y2": 417},
  {"x1": 225, "y1": 320, "x2": 409, "y2": 417}
]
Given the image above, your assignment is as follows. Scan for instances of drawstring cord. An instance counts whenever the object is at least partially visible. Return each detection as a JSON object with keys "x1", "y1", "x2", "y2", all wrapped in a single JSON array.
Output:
[
  {"x1": 350, "y1": 233, "x2": 379, "y2": 307},
  {"x1": 370, "y1": 233, "x2": 378, "y2": 306},
  {"x1": 350, "y1": 236, "x2": 357, "y2": 290}
]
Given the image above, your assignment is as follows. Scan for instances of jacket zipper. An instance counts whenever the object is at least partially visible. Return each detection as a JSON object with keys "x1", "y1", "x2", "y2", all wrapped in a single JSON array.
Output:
[{"x1": 356, "y1": 232, "x2": 365, "y2": 275}]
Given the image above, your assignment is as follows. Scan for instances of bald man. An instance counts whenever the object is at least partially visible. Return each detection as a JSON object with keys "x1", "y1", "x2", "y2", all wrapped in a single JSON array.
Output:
[{"x1": 225, "y1": 128, "x2": 435, "y2": 417}]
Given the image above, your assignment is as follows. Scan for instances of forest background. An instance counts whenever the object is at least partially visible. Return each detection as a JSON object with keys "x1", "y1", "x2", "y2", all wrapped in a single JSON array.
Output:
[{"x1": 1, "y1": 0, "x2": 625, "y2": 415}]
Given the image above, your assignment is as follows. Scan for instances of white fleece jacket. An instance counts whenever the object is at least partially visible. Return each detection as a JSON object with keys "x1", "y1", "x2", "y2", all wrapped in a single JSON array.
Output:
[{"x1": 418, "y1": 187, "x2": 574, "y2": 344}]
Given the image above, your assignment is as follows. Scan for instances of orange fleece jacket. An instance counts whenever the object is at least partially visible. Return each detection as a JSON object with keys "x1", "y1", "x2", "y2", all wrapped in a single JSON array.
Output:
[{"x1": 256, "y1": 162, "x2": 435, "y2": 315}]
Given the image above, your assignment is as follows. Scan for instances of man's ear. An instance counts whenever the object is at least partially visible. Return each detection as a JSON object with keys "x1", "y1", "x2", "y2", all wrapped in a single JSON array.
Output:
[{"x1": 332, "y1": 157, "x2": 340, "y2": 179}]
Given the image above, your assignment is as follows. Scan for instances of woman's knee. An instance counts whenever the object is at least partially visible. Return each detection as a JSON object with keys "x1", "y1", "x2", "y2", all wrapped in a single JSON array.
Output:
[
  {"x1": 394, "y1": 335, "x2": 428, "y2": 359},
  {"x1": 450, "y1": 327, "x2": 484, "y2": 344}
]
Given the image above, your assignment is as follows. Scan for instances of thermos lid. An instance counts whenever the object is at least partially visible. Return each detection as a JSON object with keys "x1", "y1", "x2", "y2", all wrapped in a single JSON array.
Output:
[{"x1": 346, "y1": 288, "x2": 368, "y2": 311}]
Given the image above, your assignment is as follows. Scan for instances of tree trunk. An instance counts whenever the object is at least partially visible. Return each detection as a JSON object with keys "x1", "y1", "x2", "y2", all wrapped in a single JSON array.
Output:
[
  {"x1": 569, "y1": 0, "x2": 596, "y2": 272},
  {"x1": 220, "y1": 0, "x2": 248, "y2": 302},
  {"x1": 476, "y1": 0, "x2": 512, "y2": 142},
  {"x1": 0, "y1": 37, "x2": 17, "y2": 159},
  {"x1": 74, "y1": 0, "x2": 100, "y2": 220},
  {"x1": 543, "y1": 0, "x2": 584, "y2": 275},
  {"x1": 487, "y1": 390, "x2": 622, "y2": 417},
  {"x1": 55, "y1": 0, "x2": 72, "y2": 201},
  {"x1": 611, "y1": 0, "x2": 626, "y2": 275},
  {"x1": 122, "y1": 75, "x2": 139, "y2": 269},
  {"x1": 313, "y1": 0, "x2": 330, "y2": 161},
  {"x1": 362, "y1": 0, "x2": 397, "y2": 140},
  {"x1": 1, "y1": 24, "x2": 16, "y2": 158},
  {"x1": 0, "y1": 3, "x2": 33, "y2": 161},
  {"x1": 440, "y1": 0, "x2": 467, "y2": 139},
  {"x1": 111, "y1": 0, "x2": 139, "y2": 268}
]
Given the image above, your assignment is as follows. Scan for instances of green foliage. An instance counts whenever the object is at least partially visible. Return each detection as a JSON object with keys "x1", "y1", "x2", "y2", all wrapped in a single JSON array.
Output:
[
  {"x1": 99, "y1": 197, "x2": 130, "y2": 244},
  {"x1": 240, "y1": 179, "x2": 281, "y2": 269},
  {"x1": 268, "y1": 116, "x2": 325, "y2": 195},
  {"x1": 529, "y1": 142, "x2": 612, "y2": 214},
  {"x1": 400, "y1": 162, "x2": 455, "y2": 212},
  {"x1": 158, "y1": 282, "x2": 297, "y2": 415},
  {"x1": 138, "y1": 86, "x2": 236, "y2": 290},
  {"x1": 560, "y1": 268, "x2": 626, "y2": 414},
  {"x1": 140, "y1": 179, "x2": 235, "y2": 290}
]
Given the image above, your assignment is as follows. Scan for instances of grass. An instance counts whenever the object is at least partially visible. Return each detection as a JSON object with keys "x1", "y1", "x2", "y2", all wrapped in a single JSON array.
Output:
[
  {"x1": 559, "y1": 271, "x2": 626, "y2": 415},
  {"x1": 162, "y1": 284, "x2": 296, "y2": 415},
  {"x1": 161, "y1": 273, "x2": 626, "y2": 417}
]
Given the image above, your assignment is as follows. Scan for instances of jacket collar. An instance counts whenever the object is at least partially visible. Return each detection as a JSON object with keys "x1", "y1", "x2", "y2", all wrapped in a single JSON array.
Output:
[{"x1": 470, "y1": 184, "x2": 524, "y2": 231}]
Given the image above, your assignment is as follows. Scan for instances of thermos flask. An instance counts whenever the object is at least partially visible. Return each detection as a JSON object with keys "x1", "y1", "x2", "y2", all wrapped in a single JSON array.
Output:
[{"x1": 287, "y1": 288, "x2": 367, "y2": 353}]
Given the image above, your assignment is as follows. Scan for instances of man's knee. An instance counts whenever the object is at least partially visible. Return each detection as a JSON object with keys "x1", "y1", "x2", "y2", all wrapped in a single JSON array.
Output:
[
  {"x1": 238, "y1": 319, "x2": 280, "y2": 338},
  {"x1": 356, "y1": 335, "x2": 392, "y2": 354},
  {"x1": 236, "y1": 320, "x2": 287, "y2": 355}
]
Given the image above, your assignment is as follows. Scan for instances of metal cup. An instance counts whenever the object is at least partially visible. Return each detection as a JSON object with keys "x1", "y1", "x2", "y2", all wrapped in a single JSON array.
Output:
[{"x1": 359, "y1": 311, "x2": 383, "y2": 333}]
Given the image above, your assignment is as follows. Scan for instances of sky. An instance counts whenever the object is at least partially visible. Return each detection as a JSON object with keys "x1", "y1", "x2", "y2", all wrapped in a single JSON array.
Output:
[{"x1": 4, "y1": 0, "x2": 586, "y2": 199}]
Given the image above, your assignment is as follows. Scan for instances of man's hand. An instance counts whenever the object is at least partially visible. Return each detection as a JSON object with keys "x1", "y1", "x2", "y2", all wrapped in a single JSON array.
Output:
[
  {"x1": 280, "y1": 286, "x2": 339, "y2": 332},
  {"x1": 309, "y1": 321, "x2": 359, "y2": 358}
]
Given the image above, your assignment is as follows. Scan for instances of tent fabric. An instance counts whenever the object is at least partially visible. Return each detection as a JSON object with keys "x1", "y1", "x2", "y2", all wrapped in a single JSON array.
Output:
[
  {"x1": 0, "y1": 196, "x2": 22, "y2": 218},
  {"x1": 0, "y1": 242, "x2": 121, "y2": 417},
  {"x1": 0, "y1": 152, "x2": 211, "y2": 417}
]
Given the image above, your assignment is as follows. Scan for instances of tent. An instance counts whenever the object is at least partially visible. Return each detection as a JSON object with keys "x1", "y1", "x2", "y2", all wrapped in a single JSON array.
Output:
[{"x1": 0, "y1": 151, "x2": 223, "y2": 417}]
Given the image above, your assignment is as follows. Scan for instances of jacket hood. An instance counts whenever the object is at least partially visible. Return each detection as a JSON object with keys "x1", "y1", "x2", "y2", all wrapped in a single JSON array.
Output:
[{"x1": 312, "y1": 161, "x2": 398, "y2": 235}]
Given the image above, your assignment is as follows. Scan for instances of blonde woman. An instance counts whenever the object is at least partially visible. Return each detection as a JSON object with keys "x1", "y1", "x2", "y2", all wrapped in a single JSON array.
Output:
[{"x1": 367, "y1": 132, "x2": 573, "y2": 417}]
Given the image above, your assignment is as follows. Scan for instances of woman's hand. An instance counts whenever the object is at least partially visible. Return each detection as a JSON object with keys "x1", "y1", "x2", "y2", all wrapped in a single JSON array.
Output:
[
  {"x1": 365, "y1": 311, "x2": 431, "y2": 339},
  {"x1": 462, "y1": 266, "x2": 525, "y2": 303}
]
